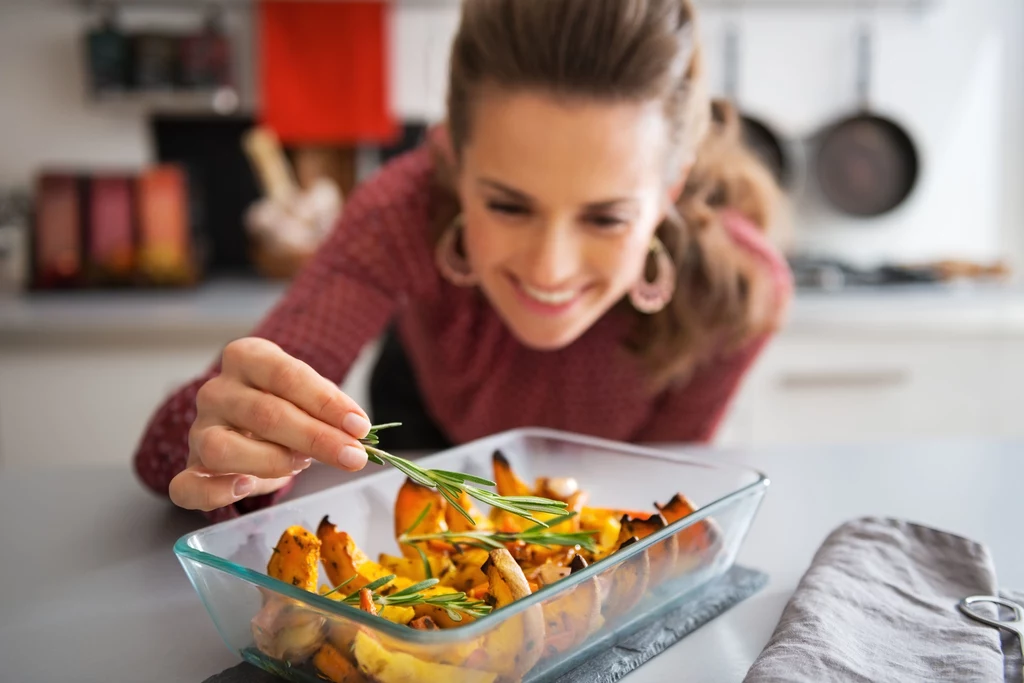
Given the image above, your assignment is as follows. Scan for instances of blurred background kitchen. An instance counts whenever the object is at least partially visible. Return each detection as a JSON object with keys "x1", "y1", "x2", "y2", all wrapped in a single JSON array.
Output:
[{"x1": 0, "y1": 0, "x2": 1021, "y2": 472}]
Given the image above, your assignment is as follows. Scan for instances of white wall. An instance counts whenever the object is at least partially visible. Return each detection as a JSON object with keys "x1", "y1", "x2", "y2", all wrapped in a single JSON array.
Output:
[{"x1": 1, "y1": 0, "x2": 1021, "y2": 267}]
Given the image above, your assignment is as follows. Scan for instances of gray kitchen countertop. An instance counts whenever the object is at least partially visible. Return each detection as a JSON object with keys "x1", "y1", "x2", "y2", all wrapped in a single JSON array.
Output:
[
  {"x1": 1, "y1": 437, "x2": 1020, "y2": 683},
  {"x1": 6, "y1": 278, "x2": 1024, "y2": 342}
]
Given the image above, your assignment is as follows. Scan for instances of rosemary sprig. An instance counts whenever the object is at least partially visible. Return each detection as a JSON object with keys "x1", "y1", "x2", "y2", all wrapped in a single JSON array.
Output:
[
  {"x1": 360, "y1": 423, "x2": 569, "y2": 526},
  {"x1": 400, "y1": 512, "x2": 599, "y2": 554},
  {"x1": 326, "y1": 573, "x2": 492, "y2": 622}
]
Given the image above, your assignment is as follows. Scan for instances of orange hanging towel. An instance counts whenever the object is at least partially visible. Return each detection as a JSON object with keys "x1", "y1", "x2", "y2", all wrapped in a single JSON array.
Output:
[{"x1": 258, "y1": 1, "x2": 398, "y2": 145}]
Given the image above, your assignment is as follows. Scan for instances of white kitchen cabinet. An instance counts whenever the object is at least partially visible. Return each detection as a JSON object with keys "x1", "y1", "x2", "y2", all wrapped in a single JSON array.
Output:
[
  {"x1": 0, "y1": 339, "x2": 380, "y2": 471},
  {"x1": 718, "y1": 334, "x2": 1006, "y2": 447}
]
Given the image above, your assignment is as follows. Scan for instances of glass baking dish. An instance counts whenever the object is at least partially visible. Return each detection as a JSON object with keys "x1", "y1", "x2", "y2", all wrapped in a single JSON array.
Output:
[{"x1": 175, "y1": 427, "x2": 768, "y2": 683}]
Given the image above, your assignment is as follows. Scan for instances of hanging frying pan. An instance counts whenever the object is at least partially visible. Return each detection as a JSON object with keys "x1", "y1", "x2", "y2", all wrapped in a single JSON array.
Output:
[
  {"x1": 722, "y1": 22, "x2": 793, "y2": 190},
  {"x1": 813, "y1": 23, "x2": 920, "y2": 217}
]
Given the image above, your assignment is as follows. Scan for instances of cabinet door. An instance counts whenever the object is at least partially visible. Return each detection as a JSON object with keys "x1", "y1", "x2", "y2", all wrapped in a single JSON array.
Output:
[
  {"x1": 746, "y1": 335, "x2": 996, "y2": 445},
  {"x1": 0, "y1": 340, "x2": 380, "y2": 470}
]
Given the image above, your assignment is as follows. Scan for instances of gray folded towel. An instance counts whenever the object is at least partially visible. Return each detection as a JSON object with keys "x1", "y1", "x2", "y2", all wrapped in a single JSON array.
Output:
[{"x1": 744, "y1": 517, "x2": 1021, "y2": 683}]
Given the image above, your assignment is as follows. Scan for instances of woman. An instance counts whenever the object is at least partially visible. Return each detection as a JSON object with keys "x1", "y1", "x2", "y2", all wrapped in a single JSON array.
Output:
[{"x1": 135, "y1": 0, "x2": 792, "y2": 521}]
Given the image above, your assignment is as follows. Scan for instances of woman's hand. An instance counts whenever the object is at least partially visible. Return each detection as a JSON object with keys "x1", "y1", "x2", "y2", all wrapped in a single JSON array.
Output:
[{"x1": 169, "y1": 338, "x2": 372, "y2": 512}]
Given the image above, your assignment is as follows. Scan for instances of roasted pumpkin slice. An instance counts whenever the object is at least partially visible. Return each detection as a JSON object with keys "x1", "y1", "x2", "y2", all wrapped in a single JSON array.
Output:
[
  {"x1": 313, "y1": 642, "x2": 367, "y2": 682},
  {"x1": 616, "y1": 513, "x2": 678, "y2": 588},
  {"x1": 268, "y1": 525, "x2": 321, "y2": 592},
  {"x1": 444, "y1": 488, "x2": 492, "y2": 533},
  {"x1": 654, "y1": 493, "x2": 716, "y2": 555},
  {"x1": 539, "y1": 570, "x2": 601, "y2": 657},
  {"x1": 599, "y1": 536, "x2": 651, "y2": 622},
  {"x1": 317, "y1": 517, "x2": 393, "y2": 591},
  {"x1": 352, "y1": 631, "x2": 497, "y2": 683},
  {"x1": 492, "y1": 450, "x2": 532, "y2": 498},
  {"x1": 395, "y1": 478, "x2": 449, "y2": 559}
]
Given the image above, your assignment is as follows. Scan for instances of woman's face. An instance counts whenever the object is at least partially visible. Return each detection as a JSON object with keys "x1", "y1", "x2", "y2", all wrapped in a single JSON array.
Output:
[{"x1": 455, "y1": 90, "x2": 680, "y2": 351}]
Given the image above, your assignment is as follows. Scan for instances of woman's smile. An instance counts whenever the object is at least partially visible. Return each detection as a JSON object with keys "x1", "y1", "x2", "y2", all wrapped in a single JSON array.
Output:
[{"x1": 507, "y1": 273, "x2": 593, "y2": 316}]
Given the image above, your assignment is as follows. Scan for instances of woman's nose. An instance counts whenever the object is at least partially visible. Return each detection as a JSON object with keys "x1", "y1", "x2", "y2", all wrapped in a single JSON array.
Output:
[{"x1": 525, "y1": 222, "x2": 581, "y2": 288}]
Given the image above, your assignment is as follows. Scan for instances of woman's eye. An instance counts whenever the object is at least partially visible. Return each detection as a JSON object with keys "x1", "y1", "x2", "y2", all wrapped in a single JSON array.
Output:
[
  {"x1": 587, "y1": 215, "x2": 627, "y2": 228},
  {"x1": 488, "y1": 202, "x2": 529, "y2": 216}
]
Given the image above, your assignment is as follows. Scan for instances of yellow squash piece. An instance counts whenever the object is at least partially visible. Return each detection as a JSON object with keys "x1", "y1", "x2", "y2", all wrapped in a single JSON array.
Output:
[
  {"x1": 313, "y1": 642, "x2": 367, "y2": 682},
  {"x1": 352, "y1": 631, "x2": 497, "y2": 683},
  {"x1": 443, "y1": 548, "x2": 490, "y2": 592},
  {"x1": 579, "y1": 507, "x2": 623, "y2": 560},
  {"x1": 268, "y1": 525, "x2": 321, "y2": 592},
  {"x1": 379, "y1": 552, "x2": 454, "y2": 584},
  {"x1": 318, "y1": 517, "x2": 393, "y2": 591}
]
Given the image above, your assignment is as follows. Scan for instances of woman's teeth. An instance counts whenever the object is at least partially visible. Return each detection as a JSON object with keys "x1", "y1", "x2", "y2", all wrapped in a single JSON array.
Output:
[{"x1": 520, "y1": 282, "x2": 578, "y2": 305}]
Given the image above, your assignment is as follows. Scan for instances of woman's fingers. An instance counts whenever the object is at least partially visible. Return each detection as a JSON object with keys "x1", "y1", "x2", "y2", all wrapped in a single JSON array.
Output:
[
  {"x1": 204, "y1": 380, "x2": 368, "y2": 471},
  {"x1": 221, "y1": 338, "x2": 371, "y2": 439},
  {"x1": 169, "y1": 469, "x2": 291, "y2": 512},
  {"x1": 189, "y1": 424, "x2": 312, "y2": 479}
]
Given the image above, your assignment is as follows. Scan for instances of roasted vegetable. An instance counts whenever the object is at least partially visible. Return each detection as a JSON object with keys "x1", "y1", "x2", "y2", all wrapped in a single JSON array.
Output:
[
  {"x1": 318, "y1": 517, "x2": 393, "y2": 592},
  {"x1": 655, "y1": 493, "x2": 715, "y2": 554},
  {"x1": 353, "y1": 631, "x2": 497, "y2": 683},
  {"x1": 251, "y1": 598, "x2": 326, "y2": 664},
  {"x1": 475, "y1": 548, "x2": 547, "y2": 679},
  {"x1": 444, "y1": 488, "x2": 492, "y2": 533},
  {"x1": 579, "y1": 507, "x2": 624, "y2": 559},
  {"x1": 313, "y1": 642, "x2": 367, "y2": 683},
  {"x1": 540, "y1": 571, "x2": 601, "y2": 656},
  {"x1": 394, "y1": 479, "x2": 449, "y2": 559},
  {"x1": 443, "y1": 548, "x2": 490, "y2": 592},
  {"x1": 409, "y1": 616, "x2": 439, "y2": 631},
  {"x1": 616, "y1": 513, "x2": 678, "y2": 587},
  {"x1": 268, "y1": 526, "x2": 321, "y2": 592},
  {"x1": 599, "y1": 537, "x2": 651, "y2": 621},
  {"x1": 492, "y1": 450, "x2": 531, "y2": 498},
  {"x1": 379, "y1": 552, "x2": 454, "y2": 584}
]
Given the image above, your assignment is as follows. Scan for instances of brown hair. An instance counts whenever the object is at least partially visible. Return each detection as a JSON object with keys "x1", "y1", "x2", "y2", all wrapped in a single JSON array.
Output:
[{"x1": 433, "y1": 0, "x2": 786, "y2": 388}]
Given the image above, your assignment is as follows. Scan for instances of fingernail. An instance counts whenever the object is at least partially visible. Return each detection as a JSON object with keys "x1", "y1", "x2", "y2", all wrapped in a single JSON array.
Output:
[
  {"x1": 291, "y1": 455, "x2": 312, "y2": 474},
  {"x1": 339, "y1": 444, "x2": 368, "y2": 470},
  {"x1": 234, "y1": 476, "x2": 255, "y2": 498},
  {"x1": 342, "y1": 412, "x2": 372, "y2": 439}
]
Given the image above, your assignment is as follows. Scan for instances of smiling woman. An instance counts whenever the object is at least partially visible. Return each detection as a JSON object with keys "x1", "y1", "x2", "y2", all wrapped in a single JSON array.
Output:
[{"x1": 133, "y1": 0, "x2": 792, "y2": 521}]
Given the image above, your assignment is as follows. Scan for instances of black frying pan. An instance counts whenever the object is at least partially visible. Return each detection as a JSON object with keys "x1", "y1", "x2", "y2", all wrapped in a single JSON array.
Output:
[
  {"x1": 723, "y1": 23, "x2": 793, "y2": 190},
  {"x1": 814, "y1": 24, "x2": 919, "y2": 217}
]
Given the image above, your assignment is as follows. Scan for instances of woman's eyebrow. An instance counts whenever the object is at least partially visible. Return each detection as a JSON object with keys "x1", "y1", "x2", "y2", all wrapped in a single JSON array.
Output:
[{"x1": 479, "y1": 178, "x2": 637, "y2": 210}]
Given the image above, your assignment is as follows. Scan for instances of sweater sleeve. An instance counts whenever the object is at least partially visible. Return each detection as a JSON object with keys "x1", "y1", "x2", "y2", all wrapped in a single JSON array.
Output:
[
  {"x1": 636, "y1": 211, "x2": 793, "y2": 444},
  {"x1": 132, "y1": 155, "x2": 438, "y2": 521}
]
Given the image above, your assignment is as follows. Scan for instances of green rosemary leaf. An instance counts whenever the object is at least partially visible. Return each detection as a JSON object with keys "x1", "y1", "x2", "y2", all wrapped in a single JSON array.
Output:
[
  {"x1": 321, "y1": 574, "x2": 358, "y2": 598},
  {"x1": 389, "y1": 578, "x2": 440, "y2": 598},
  {"x1": 430, "y1": 470, "x2": 497, "y2": 487},
  {"x1": 411, "y1": 542, "x2": 433, "y2": 580}
]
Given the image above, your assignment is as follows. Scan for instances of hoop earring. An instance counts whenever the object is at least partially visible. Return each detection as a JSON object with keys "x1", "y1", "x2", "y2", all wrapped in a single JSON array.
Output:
[
  {"x1": 435, "y1": 214, "x2": 479, "y2": 287},
  {"x1": 629, "y1": 236, "x2": 676, "y2": 314}
]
